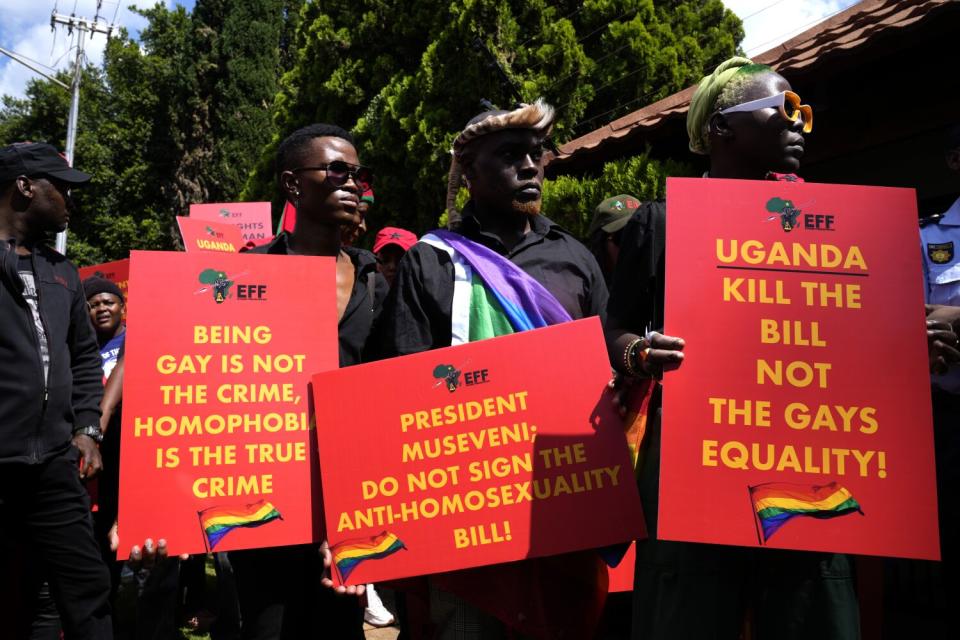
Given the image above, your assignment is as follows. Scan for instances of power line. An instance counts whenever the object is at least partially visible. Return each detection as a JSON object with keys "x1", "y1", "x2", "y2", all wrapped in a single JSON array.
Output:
[
  {"x1": 740, "y1": 0, "x2": 790, "y2": 22},
  {"x1": 530, "y1": 6, "x2": 639, "y2": 72},
  {"x1": 516, "y1": 3, "x2": 587, "y2": 49},
  {"x1": 745, "y1": 2, "x2": 856, "y2": 56},
  {"x1": 546, "y1": 42, "x2": 631, "y2": 92},
  {"x1": 0, "y1": 47, "x2": 69, "y2": 89}
]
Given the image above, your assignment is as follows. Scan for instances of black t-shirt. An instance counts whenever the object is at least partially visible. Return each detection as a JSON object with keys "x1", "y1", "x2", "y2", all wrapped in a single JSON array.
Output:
[
  {"x1": 605, "y1": 201, "x2": 667, "y2": 335},
  {"x1": 249, "y1": 233, "x2": 388, "y2": 366},
  {"x1": 377, "y1": 207, "x2": 609, "y2": 357}
]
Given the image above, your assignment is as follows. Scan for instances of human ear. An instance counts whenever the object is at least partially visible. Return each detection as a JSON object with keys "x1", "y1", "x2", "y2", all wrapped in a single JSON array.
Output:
[
  {"x1": 15, "y1": 176, "x2": 33, "y2": 199},
  {"x1": 280, "y1": 171, "x2": 300, "y2": 200}
]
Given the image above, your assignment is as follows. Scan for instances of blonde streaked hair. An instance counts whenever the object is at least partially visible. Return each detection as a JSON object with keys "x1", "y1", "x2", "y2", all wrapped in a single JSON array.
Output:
[{"x1": 445, "y1": 99, "x2": 556, "y2": 226}]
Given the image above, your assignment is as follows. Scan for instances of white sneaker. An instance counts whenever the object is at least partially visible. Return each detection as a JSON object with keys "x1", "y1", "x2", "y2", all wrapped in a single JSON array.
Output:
[{"x1": 364, "y1": 584, "x2": 396, "y2": 627}]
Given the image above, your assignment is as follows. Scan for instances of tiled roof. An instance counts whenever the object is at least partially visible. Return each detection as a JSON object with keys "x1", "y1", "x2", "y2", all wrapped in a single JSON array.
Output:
[{"x1": 549, "y1": 0, "x2": 955, "y2": 170}]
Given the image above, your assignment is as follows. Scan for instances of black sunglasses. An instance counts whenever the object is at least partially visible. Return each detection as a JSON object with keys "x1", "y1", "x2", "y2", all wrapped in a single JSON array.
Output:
[{"x1": 292, "y1": 161, "x2": 373, "y2": 191}]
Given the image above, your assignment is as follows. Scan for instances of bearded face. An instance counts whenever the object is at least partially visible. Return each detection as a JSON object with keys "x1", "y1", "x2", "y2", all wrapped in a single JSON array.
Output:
[{"x1": 461, "y1": 129, "x2": 546, "y2": 218}]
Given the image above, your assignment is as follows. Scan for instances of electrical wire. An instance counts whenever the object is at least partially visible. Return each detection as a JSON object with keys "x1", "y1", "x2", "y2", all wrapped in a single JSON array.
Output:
[
  {"x1": 516, "y1": 3, "x2": 586, "y2": 49},
  {"x1": 745, "y1": 2, "x2": 858, "y2": 56},
  {"x1": 740, "y1": 0, "x2": 791, "y2": 22},
  {"x1": 530, "y1": 6, "x2": 639, "y2": 72}
]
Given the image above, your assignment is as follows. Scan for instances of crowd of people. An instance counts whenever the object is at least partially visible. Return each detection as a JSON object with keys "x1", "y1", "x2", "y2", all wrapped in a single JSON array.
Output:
[{"x1": 1, "y1": 54, "x2": 958, "y2": 640}]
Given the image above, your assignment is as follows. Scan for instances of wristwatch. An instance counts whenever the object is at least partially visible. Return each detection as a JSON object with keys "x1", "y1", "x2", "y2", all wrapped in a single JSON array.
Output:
[{"x1": 73, "y1": 425, "x2": 104, "y2": 445}]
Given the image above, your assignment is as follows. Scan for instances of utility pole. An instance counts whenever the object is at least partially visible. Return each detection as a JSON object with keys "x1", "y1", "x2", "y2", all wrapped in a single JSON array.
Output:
[{"x1": 49, "y1": 5, "x2": 118, "y2": 254}]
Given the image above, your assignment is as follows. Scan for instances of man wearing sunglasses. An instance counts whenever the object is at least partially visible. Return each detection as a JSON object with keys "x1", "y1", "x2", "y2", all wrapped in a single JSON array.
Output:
[
  {"x1": 231, "y1": 123, "x2": 386, "y2": 640},
  {"x1": 605, "y1": 58, "x2": 865, "y2": 640},
  {"x1": 0, "y1": 142, "x2": 113, "y2": 638}
]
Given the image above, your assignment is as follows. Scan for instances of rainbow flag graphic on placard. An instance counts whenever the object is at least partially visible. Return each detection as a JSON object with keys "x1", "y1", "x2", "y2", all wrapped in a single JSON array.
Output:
[
  {"x1": 750, "y1": 482, "x2": 863, "y2": 543},
  {"x1": 331, "y1": 531, "x2": 406, "y2": 583},
  {"x1": 198, "y1": 500, "x2": 282, "y2": 550}
]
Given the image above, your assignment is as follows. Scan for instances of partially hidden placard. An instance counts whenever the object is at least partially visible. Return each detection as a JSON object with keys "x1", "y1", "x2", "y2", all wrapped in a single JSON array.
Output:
[
  {"x1": 660, "y1": 177, "x2": 939, "y2": 560},
  {"x1": 118, "y1": 251, "x2": 337, "y2": 555},
  {"x1": 312, "y1": 317, "x2": 646, "y2": 585},
  {"x1": 79, "y1": 258, "x2": 130, "y2": 304},
  {"x1": 177, "y1": 216, "x2": 245, "y2": 253},
  {"x1": 190, "y1": 202, "x2": 273, "y2": 247}
]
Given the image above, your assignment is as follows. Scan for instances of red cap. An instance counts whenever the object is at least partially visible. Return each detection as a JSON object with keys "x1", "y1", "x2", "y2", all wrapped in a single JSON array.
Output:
[{"x1": 373, "y1": 226, "x2": 418, "y2": 254}]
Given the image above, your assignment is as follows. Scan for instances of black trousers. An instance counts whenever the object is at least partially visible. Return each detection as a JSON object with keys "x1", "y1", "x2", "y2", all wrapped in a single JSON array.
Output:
[
  {"x1": 230, "y1": 545, "x2": 364, "y2": 640},
  {"x1": 0, "y1": 447, "x2": 113, "y2": 639}
]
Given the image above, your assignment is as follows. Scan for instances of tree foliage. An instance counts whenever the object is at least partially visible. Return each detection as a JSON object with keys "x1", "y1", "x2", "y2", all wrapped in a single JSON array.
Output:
[
  {"x1": 245, "y1": 0, "x2": 742, "y2": 234},
  {"x1": 0, "y1": 0, "x2": 300, "y2": 265},
  {"x1": 1, "y1": 1, "x2": 741, "y2": 263},
  {"x1": 541, "y1": 149, "x2": 694, "y2": 235}
]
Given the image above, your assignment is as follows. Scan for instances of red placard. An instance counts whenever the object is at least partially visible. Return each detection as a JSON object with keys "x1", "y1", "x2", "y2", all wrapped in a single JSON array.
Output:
[
  {"x1": 608, "y1": 543, "x2": 635, "y2": 592},
  {"x1": 79, "y1": 259, "x2": 130, "y2": 304},
  {"x1": 190, "y1": 202, "x2": 274, "y2": 247},
  {"x1": 661, "y1": 178, "x2": 939, "y2": 560},
  {"x1": 118, "y1": 251, "x2": 338, "y2": 555},
  {"x1": 312, "y1": 318, "x2": 645, "y2": 585},
  {"x1": 177, "y1": 216, "x2": 245, "y2": 253}
]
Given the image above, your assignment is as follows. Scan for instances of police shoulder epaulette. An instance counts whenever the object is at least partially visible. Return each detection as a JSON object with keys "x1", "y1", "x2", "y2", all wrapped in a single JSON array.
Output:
[{"x1": 920, "y1": 213, "x2": 943, "y2": 227}]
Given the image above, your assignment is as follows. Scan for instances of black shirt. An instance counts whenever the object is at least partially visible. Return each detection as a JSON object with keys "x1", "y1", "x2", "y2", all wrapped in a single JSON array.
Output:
[
  {"x1": 606, "y1": 201, "x2": 667, "y2": 334},
  {"x1": 377, "y1": 206, "x2": 609, "y2": 356},
  {"x1": 249, "y1": 232, "x2": 388, "y2": 366}
]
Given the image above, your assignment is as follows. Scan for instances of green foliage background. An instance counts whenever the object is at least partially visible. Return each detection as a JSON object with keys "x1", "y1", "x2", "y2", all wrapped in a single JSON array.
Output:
[{"x1": 0, "y1": 0, "x2": 741, "y2": 264}]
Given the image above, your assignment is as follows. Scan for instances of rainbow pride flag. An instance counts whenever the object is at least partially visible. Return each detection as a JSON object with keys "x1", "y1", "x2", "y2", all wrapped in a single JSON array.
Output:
[
  {"x1": 198, "y1": 500, "x2": 282, "y2": 550},
  {"x1": 750, "y1": 482, "x2": 863, "y2": 542},
  {"x1": 420, "y1": 231, "x2": 572, "y2": 344},
  {"x1": 331, "y1": 531, "x2": 406, "y2": 583}
]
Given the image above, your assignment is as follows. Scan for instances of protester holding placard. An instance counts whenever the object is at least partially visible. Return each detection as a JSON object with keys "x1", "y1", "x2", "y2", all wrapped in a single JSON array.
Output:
[
  {"x1": 230, "y1": 123, "x2": 387, "y2": 640},
  {"x1": 377, "y1": 99, "x2": 610, "y2": 639},
  {"x1": 0, "y1": 142, "x2": 112, "y2": 638},
  {"x1": 605, "y1": 58, "x2": 866, "y2": 640}
]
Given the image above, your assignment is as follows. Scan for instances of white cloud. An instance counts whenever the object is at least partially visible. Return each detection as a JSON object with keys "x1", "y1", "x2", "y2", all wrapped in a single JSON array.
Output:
[
  {"x1": 723, "y1": 0, "x2": 864, "y2": 57},
  {"x1": 0, "y1": 0, "x2": 172, "y2": 101}
]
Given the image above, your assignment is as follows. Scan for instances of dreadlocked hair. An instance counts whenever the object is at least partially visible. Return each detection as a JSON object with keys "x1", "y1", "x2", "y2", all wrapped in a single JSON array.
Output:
[{"x1": 445, "y1": 99, "x2": 555, "y2": 227}]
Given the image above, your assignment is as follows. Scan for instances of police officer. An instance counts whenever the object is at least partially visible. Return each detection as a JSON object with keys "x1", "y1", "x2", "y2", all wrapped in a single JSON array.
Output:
[{"x1": 919, "y1": 123, "x2": 960, "y2": 621}]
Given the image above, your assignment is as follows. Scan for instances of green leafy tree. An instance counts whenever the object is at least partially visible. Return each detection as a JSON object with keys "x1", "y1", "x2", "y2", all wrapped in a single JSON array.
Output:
[
  {"x1": 246, "y1": 0, "x2": 742, "y2": 236},
  {"x1": 540, "y1": 149, "x2": 694, "y2": 234},
  {"x1": 0, "y1": 0, "x2": 300, "y2": 264}
]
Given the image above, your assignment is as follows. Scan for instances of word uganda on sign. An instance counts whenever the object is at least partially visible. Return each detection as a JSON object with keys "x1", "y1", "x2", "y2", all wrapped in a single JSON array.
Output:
[
  {"x1": 177, "y1": 216, "x2": 245, "y2": 253},
  {"x1": 312, "y1": 318, "x2": 646, "y2": 585},
  {"x1": 117, "y1": 251, "x2": 338, "y2": 555},
  {"x1": 660, "y1": 178, "x2": 939, "y2": 559}
]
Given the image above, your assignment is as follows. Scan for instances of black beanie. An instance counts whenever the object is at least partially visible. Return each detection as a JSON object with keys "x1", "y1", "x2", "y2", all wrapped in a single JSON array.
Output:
[{"x1": 83, "y1": 276, "x2": 124, "y2": 303}]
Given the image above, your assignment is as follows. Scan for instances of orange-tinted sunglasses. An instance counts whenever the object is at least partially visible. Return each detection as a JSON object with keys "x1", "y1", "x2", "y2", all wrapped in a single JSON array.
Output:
[{"x1": 719, "y1": 90, "x2": 813, "y2": 133}]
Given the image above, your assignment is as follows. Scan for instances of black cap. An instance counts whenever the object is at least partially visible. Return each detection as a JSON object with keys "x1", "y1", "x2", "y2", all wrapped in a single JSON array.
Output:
[
  {"x1": 82, "y1": 276, "x2": 124, "y2": 303},
  {"x1": 0, "y1": 142, "x2": 91, "y2": 185}
]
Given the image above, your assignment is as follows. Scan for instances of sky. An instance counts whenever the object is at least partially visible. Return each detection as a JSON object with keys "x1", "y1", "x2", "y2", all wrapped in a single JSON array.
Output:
[
  {"x1": 0, "y1": 0, "x2": 862, "y2": 102},
  {"x1": 0, "y1": 0, "x2": 196, "y2": 100}
]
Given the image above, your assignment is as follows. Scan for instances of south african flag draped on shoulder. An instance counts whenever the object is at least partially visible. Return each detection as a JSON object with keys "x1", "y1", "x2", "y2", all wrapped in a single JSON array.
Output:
[{"x1": 419, "y1": 230, "x2": 608, "y2": 639}]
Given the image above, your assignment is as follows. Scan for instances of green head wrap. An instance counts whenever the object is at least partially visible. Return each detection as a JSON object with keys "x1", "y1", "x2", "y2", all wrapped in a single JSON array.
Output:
[{"x1": 687, "y1": 56, "x2": 772, "y2": 155}]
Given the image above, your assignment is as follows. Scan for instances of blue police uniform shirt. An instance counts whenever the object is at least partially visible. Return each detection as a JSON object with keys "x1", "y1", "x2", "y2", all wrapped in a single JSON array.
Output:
[{"x1": 920, "y1": 195, "x2": 960, "y2": 392}]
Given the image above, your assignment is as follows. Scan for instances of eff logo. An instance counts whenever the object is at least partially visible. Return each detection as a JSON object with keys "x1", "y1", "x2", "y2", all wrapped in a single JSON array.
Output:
[
  {"x1": 196, "y1": 268, "x2": 267, "y2": 304},
  {"x1": 765, "y1": 197, "x2": 835, "y2": 233},
  {"x1": 432, "y1": 363, "x2": 490, "y2": 393}
]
